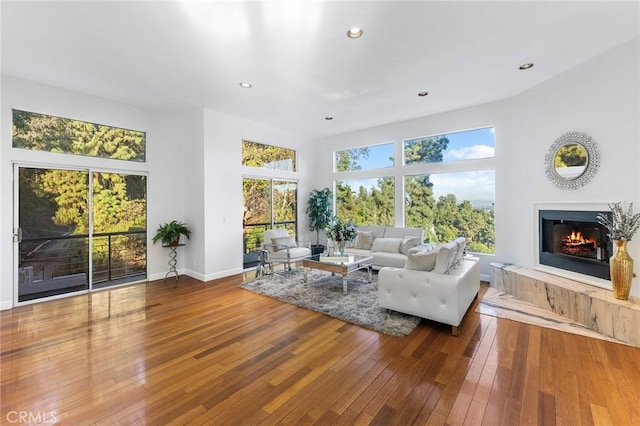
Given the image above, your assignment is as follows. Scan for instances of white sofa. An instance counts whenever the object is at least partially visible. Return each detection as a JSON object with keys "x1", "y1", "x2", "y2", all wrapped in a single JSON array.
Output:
[
  {"x1": 344, "y1": 225, "x2": 424, "y2": 269},
  {"x1": 378, "y1": 240, "x2": 480, "y2": 336}
]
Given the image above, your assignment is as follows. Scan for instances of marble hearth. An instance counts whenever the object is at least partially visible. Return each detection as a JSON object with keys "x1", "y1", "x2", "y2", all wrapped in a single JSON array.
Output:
[{"x1": 490, "y1": 262, "x2": 640, "y2": 347}]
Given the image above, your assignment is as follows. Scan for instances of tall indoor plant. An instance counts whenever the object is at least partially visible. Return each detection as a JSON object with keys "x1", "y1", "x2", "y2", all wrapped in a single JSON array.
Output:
[
  {"x1": 306, "y1": 187, "x2": 333, "y2": 255},
  {"x1": 597, "y1": 202, "x2": 640, "y2": 300}
]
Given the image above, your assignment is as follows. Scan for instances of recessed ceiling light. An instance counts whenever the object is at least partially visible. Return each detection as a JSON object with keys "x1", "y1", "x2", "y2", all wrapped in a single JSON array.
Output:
[
  {"x1": 239, "y1": 82, "x2": 252, "y2": 88},
  {"x1": 346, "y1": 28, "x2": 363, "y2": 39},
  {"x1": 519, "y1": 63, "x2": 534, "y2": 70},
  {"x1": 325, "y1": 116, "x2": 333, "y2": 121},
  {"x1": 418, "y1": 91, "x2": 429, "y2": 97}
]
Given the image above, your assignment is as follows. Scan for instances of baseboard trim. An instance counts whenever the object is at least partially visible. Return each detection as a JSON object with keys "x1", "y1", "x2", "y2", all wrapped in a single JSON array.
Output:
[{"x1": 0, "y1": 300, "x2": 13, "y2": 310}]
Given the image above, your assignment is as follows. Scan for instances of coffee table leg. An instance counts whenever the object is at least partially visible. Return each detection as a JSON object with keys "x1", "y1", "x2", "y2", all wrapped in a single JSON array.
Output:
[
  {"x1": 368, "y1": 265, "x2": 372, "y2": 283},
  {"x1": 342, "y1": 274, "x2": 347, "y2": 294},
  {"x1": 303, "y1": 266, "x2": 308, "y2": 283}
]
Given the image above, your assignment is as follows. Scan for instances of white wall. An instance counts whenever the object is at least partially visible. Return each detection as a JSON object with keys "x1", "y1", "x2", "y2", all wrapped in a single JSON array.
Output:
[
  {"x1": 503, "y1": 36, "x2": 639, "y2": 286},
  {"x1": 1, "y1": 75, "x2": 185, "y2": 308},
  {"x1": 311, "y1": 36, "x2": 640, "y2": 294},
  {"x1": 182, "y1": 108, "x2": 313, "y2": 281}
]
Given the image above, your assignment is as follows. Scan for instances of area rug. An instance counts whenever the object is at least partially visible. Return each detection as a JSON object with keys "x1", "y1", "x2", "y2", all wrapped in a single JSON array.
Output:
[
  {"x1": 240, "y1": 269, "x2": 421, "y2": 337},
  {"x1": 477, "y1": 287, "x2": 629, "y2": 345}
]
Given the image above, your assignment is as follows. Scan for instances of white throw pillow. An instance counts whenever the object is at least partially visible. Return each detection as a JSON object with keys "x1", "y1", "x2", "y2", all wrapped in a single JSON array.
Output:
[
  {"x1": 433, "y1": 241, "x2": 458, "y2": 274},
  {"x1": 399, "y1": 236, "x2": 421, "y2": 255},
  {"x1": 404, "y1": 248, "x2": 438, "y2": 271},
  {"x1": 371, "y1": 237, "x2": 403, "y2": 253},
  {"x1": 354, "y1": 231, "x2": 374, "y2": 250},
  {"x1": 271, "y1": 236, "x2": 296, "y2": 251}
]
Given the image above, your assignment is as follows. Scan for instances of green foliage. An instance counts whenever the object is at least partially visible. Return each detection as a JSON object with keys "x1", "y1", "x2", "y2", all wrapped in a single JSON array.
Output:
[
  {"x1": 336, "y1": 178, "x2": 395, "y2": 226},
  {"x1": 336, "y1": 140, "x2": 495, "y2": 253},
  {"x1": 325, "y1": 216, "x2": 358, "y2": 242},
  {"x1": 242, "y1": 140, "x2": 296, "y2": 171},
  {"x1": 152, "y1": 221, "x2": 192, "y2": 246},
  {"x1": 306, "y1": 188, "x2": 333, "y2": 245},
  {"x1": 335, "y1": 147, "x2": 370, "y2": 172},
  {"x1": 404, "y1": 136, "x2": 449, "y2": 164},
  {"x1": 12, "y1": 109, "x2": 145, "y2": 161},
  {"x1": 554, "y1": 144, "x2": 587, "y2": 168}
]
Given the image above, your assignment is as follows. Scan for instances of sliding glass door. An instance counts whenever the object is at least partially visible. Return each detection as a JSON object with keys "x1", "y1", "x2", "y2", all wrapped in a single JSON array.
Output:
[
  {"x1": 242, "y1": 178, "x2": 298, "y2": 269},
  {"x1": 17, "y1": 167, "x2": 90, "y2": 302},
  {"x1": 15, "y1": 165, "x2": 147, "y2": 303}
]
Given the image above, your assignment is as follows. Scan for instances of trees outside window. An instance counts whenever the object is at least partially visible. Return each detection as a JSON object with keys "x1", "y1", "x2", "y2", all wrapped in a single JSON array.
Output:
[{"x1": 334, "y1": 127, "x2": 495, "y2": 254}]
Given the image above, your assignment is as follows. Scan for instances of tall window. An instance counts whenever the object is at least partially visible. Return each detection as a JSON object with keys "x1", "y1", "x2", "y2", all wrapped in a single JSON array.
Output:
[
  {"x1": 242, "y1": 178, "x2": 298, "y2": 257},
  {"x1": 12, "y1": 109, "x2": 146, "y2": 162},
  {"x1": 404, "y1": 127, "x2": 495, "y2": 253}
]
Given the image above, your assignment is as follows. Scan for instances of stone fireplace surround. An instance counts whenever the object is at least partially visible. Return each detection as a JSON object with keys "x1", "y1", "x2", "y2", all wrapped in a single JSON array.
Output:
[{"x1": 488, "y1": 202, "x2": 640, "y2": 347}]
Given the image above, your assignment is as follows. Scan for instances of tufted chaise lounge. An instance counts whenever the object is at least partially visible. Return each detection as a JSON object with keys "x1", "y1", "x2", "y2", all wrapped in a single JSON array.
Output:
[{"x1": 378, "y1": 255, "x2": 480, "y2": 336}]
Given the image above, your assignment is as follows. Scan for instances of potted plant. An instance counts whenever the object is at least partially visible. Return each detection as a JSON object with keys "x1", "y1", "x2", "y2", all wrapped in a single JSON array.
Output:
[
  {"x1": 152, "y1": 220, "x2": 192, "y2": 246},
  {"x1": 306, "y1": 187, "x2": 333, "y2": 255},
  {"x1": 325, "y1": 216, "x2": 358, "y2": 255}
]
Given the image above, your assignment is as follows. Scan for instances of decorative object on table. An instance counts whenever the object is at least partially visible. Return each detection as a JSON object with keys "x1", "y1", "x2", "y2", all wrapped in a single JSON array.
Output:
[
  {"x1": 241, "y1": 269, "x2": 420, "y2": 337},
  {"x1": 597, "y1": 202, "x2": 640, "y2": 300},
  {"x1": 545, "y1": 131, "x2": 600, "y2": 190},
  {"x1": 325, "y1": 216, "x2": 358, "y2": 256},
  {"x1": 152, "y1": 220, "x2": 192, "y2": 246},
  {"x1": 306, "y1": 187, "x2": 333, "y2": 255}
]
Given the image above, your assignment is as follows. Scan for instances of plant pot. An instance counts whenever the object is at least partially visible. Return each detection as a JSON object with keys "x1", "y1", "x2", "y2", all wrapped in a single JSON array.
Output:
[{"x1": 311, "y1": 244, "x2": 325, "y2": 255}]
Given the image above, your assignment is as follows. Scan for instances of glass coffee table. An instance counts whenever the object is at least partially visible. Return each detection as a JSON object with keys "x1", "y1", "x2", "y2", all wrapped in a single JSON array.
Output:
[{"x1": 302, "y1": 254, "x2": 373, "y2": 294}]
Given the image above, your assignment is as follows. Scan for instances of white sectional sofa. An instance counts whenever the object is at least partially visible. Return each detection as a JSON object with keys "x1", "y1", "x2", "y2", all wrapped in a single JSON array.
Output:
[
  {"x1": 377, "y1": 238, "x2": 480, "y2": 336},
  {"x1": 344, "y1": 225, "x2": 424, "y2": 269}
]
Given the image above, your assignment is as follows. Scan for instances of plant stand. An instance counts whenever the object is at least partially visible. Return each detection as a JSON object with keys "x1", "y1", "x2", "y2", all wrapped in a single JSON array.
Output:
[{"x1": 163, "y1": 244, "x2": 185, "y2": 280}]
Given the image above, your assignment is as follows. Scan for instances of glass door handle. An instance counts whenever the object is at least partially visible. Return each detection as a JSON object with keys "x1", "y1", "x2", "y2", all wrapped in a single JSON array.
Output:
[{"x1": 14, "y1": 227, "x2": 22, "y2": 243}]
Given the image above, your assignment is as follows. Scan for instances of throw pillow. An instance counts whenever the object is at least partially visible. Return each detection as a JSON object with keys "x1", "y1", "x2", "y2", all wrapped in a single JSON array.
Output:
[
  {"x1": 399, "y1": 236, "x2": 421, "y2": 255},
  {"x1": 271, "y1": 236, "x2": 297, "y2": 251},
  {"x1": 404, "y1": 248, "x2": 438, "y2": 271},
  {"x1": 370, "y1": 237, "x2": 403, "y2": 253},
  {"x1": 433, "y1": 241, "x2": 458, "y2": 274},
  {"x1": 354, "y1": 231, "x2": 374, "y2": 250}
]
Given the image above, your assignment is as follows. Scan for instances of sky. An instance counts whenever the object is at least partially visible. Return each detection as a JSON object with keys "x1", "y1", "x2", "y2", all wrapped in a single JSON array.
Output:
[{"x1": 336, "y1": 126, "x2": 496, "y2": 201}]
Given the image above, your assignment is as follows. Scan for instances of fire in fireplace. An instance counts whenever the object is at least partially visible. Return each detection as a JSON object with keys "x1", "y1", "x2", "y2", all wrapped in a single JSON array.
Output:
[{"x1": 539, "y1": 210, "x2": 611, "y2": 280}]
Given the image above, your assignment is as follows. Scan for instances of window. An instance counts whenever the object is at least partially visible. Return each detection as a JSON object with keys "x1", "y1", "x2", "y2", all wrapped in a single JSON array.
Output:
[
  {"x1": 335, "y1": 142, "x2": 394, "y2": 172},
  {"x1": 242, "y1": 140, "x2": 296, "y2": 171},
  {"x1": 336, "y1": 177, "x2": 394, "y2": 226},
  {"x1": 404, "y1": 126, "x2": 494, "y2": 165},
  {"x1": 12, "y1": 109, "x2": 146, "y2": 162},
  {"x1": 405, "y1": 171, "x2": 495, "y2": 253},
  {"x1": 403, "y1": 126, "x2": 495, "y2": 253},
  {"x1": 242, "y1": 178, "x2": 298, "y2": 266}
]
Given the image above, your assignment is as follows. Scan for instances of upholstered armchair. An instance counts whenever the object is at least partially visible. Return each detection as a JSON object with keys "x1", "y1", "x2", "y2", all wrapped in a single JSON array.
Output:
[{"x1": 263, "y1": 229, "x2": 311, "y2": 271}]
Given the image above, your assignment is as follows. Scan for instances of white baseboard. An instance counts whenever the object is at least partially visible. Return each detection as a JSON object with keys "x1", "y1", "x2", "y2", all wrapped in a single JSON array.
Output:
[{"x1": 0, "y1": 300, "x2": 13, "y2": 310}]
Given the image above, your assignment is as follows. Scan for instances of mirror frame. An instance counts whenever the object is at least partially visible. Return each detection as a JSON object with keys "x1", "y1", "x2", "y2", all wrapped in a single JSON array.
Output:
[{"x1": 545, "y1": 131, "x2": 600, "y2": 190}]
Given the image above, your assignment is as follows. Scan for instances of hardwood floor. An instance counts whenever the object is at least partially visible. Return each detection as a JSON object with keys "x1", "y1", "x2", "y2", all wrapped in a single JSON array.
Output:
[{"x1": 1, "y1": 274, "x2": 639, "y2": 425}]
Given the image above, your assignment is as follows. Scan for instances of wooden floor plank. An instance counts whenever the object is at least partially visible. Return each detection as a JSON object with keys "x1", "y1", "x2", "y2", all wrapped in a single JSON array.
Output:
[{"x1": 2, "y1": 277, "x2": 640, "y2": 425}]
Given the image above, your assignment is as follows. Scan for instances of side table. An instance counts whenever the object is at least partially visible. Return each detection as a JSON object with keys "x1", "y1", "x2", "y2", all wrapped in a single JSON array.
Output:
[
  {"x1": 163, "y1": 243, "x2": 185, "y2": 280},
  {"x1": 254, "y1": 248, "x2": 273, "y2": 278}
]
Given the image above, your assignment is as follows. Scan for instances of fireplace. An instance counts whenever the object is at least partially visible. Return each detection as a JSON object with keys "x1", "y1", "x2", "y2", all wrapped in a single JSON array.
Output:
[{"x1": 538, "y1": 210, "x2": 612, "y2": 280}]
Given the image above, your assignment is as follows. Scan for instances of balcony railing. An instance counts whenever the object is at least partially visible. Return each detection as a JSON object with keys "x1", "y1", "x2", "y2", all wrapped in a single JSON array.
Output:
[{"x1": 19, "y1": 230, "x2": 147, "y2": 291}]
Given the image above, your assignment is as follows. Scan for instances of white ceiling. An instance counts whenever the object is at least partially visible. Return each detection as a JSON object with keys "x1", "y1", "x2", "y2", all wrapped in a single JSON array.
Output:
[{"x1": 2, "y1": 1, "x2": 639, "y2": 139}]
